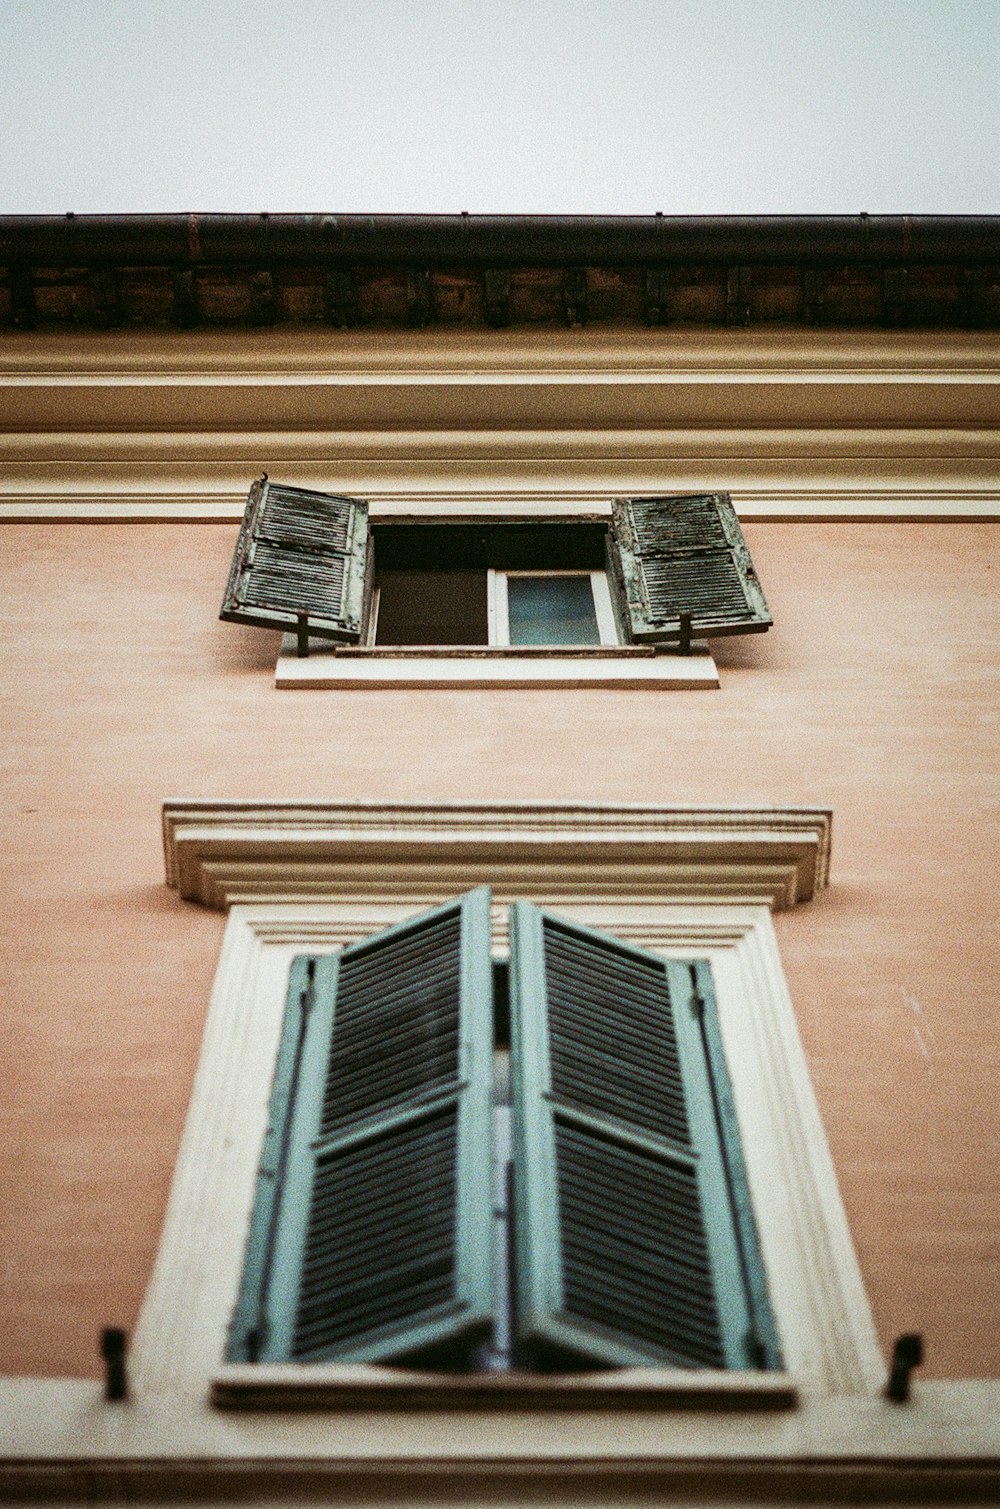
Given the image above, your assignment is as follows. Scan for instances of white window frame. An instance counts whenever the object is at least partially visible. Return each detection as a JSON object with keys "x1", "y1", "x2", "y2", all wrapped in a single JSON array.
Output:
[
  {"x1": 131, "y1": 801, "x2": 882, "y2": 1415},
  {"x1": 488, "y1": 569, "x2": 619, "y2": 648}
]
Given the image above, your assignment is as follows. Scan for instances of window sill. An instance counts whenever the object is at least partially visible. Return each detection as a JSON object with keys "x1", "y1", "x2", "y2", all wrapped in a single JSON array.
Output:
[
  {"x1": 211, "y1": 1362, "x2": 798, "y2": 1411},
  {"x1": 275, "y1": 637, "x2": 719, "y2": 689}
]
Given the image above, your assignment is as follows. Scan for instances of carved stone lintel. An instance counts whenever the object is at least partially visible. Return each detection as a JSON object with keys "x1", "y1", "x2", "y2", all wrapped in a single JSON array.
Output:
[{"x1": 162, "y1": 800, "x2": 832, "y2": 912}]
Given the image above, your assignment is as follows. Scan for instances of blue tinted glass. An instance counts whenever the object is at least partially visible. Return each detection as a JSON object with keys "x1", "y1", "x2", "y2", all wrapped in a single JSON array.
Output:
[{"x1": 507, "y1": 575, "x2": 600, "y2": 646}]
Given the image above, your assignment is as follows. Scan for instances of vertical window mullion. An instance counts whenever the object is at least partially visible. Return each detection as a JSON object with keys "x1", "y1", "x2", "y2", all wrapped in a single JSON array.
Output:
[
  {"x1": 488, "y1": 568, "x2": 510, "y2": 646},
  {"x1": 590, "y1": 570, "x2": 619, "y2": 645}
]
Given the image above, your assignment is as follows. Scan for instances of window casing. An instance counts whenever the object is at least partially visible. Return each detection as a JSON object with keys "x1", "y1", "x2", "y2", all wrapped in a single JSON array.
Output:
[{"x1": 134, "y1": 801, "x2": 881, "y2": 1410}]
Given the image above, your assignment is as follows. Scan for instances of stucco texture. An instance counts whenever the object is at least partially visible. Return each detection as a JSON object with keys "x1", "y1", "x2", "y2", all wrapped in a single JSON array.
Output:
[{"x1": 0, "y1": 521, "x2": 998, "y2": 1379}]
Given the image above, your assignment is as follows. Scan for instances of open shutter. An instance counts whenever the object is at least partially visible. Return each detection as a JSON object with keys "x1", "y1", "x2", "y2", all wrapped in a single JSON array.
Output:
[
  {"x1": 227, "y1": 888, "x2": 495, "y2": 1366},
  {"x1": 220, "y1": 477, "x2": 372, "y2": 641},
  {"x1": 608, "y1": 493, "x2": 771, "y2": 641},
  {"x1": 509, "y1": 903, "x2": 773, "y2": 1370}
]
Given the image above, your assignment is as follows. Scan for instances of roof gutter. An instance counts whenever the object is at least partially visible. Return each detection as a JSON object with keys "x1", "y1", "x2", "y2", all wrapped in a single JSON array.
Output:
[{"x1": 2, "y1": 213, "x2": 999, "y2": 269}]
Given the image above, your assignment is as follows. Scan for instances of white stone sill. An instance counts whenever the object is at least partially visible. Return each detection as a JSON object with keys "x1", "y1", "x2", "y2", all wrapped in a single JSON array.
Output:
[
  {"x1": 275, "y1": 637, "x2": 719, "y2": 689},
  {"x1": 210, "y1": 1362, "x2": 796, "y2": 1411}
]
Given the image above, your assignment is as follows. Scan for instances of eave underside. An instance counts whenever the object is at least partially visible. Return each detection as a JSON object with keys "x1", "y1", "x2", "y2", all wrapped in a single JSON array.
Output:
[{"x1": 2, "y1": 214, "x2": 999, "y2": 332}]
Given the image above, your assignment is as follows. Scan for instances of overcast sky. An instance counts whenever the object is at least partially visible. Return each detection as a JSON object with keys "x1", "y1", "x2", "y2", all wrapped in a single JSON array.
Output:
[{"x1": 2, "y1": 0, "x2": 998, "y2": 214}]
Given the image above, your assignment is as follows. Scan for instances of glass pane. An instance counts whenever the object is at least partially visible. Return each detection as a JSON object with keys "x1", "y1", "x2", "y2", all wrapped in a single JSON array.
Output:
[{"x1": 507, "y1": 575, "x2": 601, "y2": 646}]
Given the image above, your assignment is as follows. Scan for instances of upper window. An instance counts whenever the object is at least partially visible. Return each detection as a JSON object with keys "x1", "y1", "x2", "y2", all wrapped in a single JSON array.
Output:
[
  {"x1": 225, "y1": 889, "x2": 781, "y2": 1374},
  {"x1": 368, "y1": 522, "x2": 620, "y2": 648},
  {"x1": 220, "y1": 481, "x2": 772, "y2": 652}
]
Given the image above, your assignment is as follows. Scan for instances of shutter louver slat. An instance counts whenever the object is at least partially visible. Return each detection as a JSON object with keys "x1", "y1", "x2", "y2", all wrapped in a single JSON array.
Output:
[
  {"x1": 544, "y1": 921, "x2": 691, "y2": 1146},
  {"x1": 321, "y1": 910, "x2": 462, "y2": 1131},
  {"x1": 556, "y1": 1120, "x2": 725, "y2": 1367},
  {"x1": 228, "y1": 889, "x2": 495, "y2": 1367},
  {"x1": 511, "y1": 904, "x2": 768, "y2": 1370},
  {"x1": 220, "y1": 477, "x2": 372, "y2": 641},
  {"x1": 292, "y1": 1110, "x2": 457, "y2": 1355},
  {"x1": 608, "y1": 492, "x2": 772, "y2": 642}
]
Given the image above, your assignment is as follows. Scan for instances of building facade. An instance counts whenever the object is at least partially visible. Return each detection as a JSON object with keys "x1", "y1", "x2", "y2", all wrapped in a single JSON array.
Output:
[{"x1": 1, "y1": 215, "x2": 999, "y2": 1504}]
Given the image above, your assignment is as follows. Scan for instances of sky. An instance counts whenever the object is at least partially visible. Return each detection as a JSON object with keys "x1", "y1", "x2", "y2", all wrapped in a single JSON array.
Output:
[{"x1": 1, "y1": 0, "x2": 998, "y2": 215}]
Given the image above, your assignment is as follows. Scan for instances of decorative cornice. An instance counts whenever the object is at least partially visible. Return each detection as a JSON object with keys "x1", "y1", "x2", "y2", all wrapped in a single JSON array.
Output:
[
  {"x1": 161, "y1": 801, "x2": 832, "y2": 912},
  {"x1": 1, "y1": 328, "x2": 996, "y2": 519}
]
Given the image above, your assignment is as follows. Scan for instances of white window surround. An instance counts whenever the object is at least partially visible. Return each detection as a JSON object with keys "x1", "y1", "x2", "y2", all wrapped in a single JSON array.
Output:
[{"x1": 132, "y1": 800, "x2": 883, "y2": 1409}]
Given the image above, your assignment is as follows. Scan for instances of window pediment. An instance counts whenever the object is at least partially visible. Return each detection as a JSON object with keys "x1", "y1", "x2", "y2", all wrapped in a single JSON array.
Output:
[{"x1": 162, "y1": 801, "x2": 832, "y2": 912}]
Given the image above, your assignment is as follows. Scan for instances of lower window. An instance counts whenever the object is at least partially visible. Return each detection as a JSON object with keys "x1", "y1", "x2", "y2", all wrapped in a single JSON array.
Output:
[{"x1": 226, "y1": 889, "x2": 780, "y2": 1373}]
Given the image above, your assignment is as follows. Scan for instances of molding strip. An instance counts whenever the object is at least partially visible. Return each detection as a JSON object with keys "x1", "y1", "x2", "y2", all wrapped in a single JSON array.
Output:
[{"x1": 3, "y1": 482, "x2": 999, "y2": 523}]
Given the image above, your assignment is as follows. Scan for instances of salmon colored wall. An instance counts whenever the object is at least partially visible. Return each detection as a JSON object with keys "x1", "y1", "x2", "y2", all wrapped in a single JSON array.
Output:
[{"x1": 1, "y1": 522, "x2": 997, "y2": 1380}]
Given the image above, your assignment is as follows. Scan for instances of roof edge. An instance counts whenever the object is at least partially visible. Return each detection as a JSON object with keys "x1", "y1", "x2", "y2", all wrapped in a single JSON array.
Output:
[{"x1": 3, "y1": 213, "x2": 1000, "y2": 268}]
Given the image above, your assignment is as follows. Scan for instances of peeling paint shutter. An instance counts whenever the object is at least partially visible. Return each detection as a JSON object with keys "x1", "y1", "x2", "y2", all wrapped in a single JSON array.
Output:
[
  {"x1": 509, "y1": 904, "x2": 774, "y2": 1369},
  {"x1": 220, "y1": 478, "x2": 372, "y2": 641},
  {"x1": 608, "y1": 493, "x2": 771, "y2": 641},
  {"x1": 227, "y1": 889, "x2": 495, "y2": 1365}
]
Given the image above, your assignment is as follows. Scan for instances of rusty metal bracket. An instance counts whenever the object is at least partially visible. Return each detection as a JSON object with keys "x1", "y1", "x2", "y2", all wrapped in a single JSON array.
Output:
[
  {"x1": 250, "y1": 269, "x2": 278, "y2": 327},
  {"x1": 644, "y1": 268, "x2": 671, "y2": 326},
  {"x1": 324, "y1": 269, "x2": 358, "y2": 327},
  {"x1": 562, "y1": 268, "x2": 587, "y2": 327},
  {"x1": 726, "y1": 266, "x2": 751, "y2": 326},
  {"x1": 483, "y1": 269, "x2": 511, "y2": 328},
  {"x1": 407, "y1": 270, "x2": 433, "y2": 327},
  {"x1": 677, "y1": 612, "x2": 693, "y2": 655}
]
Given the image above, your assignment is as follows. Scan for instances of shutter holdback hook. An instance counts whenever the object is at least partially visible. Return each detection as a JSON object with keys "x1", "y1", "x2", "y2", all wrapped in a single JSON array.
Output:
[
  {"x1": 886, "y1": 1333, "x2": 923, "y2": 1402},
  {"x1": 100, "y1": 1327, "x2": 128, "y2": 1401}
]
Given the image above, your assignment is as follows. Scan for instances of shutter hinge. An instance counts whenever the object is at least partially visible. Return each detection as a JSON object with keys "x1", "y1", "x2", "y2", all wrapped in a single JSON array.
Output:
[
  {"x1": 744, "y1": 1327, "x2": 767, "y2": 1369},
  {"x1": 245, "y1": 1321, "x2": 269, "y2": 1363},
  {"x1": 301, "y1": 960, "x2": 316, "y2": 1016},
  {"x1": 691, "y1": 989, "x2": 706, "y2": 1022}
]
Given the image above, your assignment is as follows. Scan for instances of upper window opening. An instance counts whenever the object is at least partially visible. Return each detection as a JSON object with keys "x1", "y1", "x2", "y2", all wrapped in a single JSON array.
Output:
[
  {"x1": 368, "y1": 522, "x2": 610, "y2": 648},
  {"x1": 369, "y1": 523, "x2": 615, "y2": 648}
]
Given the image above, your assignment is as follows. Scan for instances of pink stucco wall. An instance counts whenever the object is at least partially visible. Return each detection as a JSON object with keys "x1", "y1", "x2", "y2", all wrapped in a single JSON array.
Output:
[{"x1": 1, "y1": 521, "x2": 997, "y2": 1379}]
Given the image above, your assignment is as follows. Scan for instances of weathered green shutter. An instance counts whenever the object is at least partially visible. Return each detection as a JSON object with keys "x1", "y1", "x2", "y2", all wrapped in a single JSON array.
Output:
[
  {"x1": 607, "y1": 493, "x2": 771, "y2": 641},
  {"x1": 509, "y1": 903, "x2": 775, "y2": 1369},
  {"x1": 220, "y1": 477, "x2": 372, "y2": 641},
  {"x1": 227, "y1": 888, "x2": 495, "y2": 1366}
]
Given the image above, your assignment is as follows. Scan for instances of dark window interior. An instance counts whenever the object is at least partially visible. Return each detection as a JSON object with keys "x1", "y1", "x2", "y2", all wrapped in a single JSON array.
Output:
[
  {"x1": 371, "y1": 523, "x2": 608, "y2": 647},
  {"x1": 491, "y1": 959, "x2": 510, "y2": 1046},
  {"x1": 372, "y1": 522, "x2": 607, "y2": 572},
  {"x1": 374, "y1": 569, "x2": 487, "y2": 644}
]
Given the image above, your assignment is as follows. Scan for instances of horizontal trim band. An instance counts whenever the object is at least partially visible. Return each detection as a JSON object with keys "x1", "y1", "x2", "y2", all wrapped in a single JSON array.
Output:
[{"x1": 3, "y1": 490, "x2": 999, "y2": 522}]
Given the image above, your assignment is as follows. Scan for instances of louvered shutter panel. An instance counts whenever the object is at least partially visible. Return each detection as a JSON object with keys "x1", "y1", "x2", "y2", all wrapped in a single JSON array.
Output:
[
  {"x1": 227, "y1": 889, "x2": 495, "y2": 1366},
  {"x1": 220, "y1": 477, "x2": 372, "y2": 641},
  {"x1": 608, "y1": 493, "x2": 771, "y2": 641},
  {"x1": 509, "y1": 904, "x2": 772, "y2": 1370}
]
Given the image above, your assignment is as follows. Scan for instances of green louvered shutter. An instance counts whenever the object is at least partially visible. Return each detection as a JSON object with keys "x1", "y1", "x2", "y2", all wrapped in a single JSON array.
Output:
[
  {"x1": 227, "y1": 889, "x2": 495, "y2": 1366},
  {"x1": 220, "y1": 477, "x2": 372, "y2": 641},
  {"x1": 608, "y1": 493, "x2": 771, "y2": 642},
  {"x1": 509, "y1": 903, "x2": 777, "y2": 1370}
]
